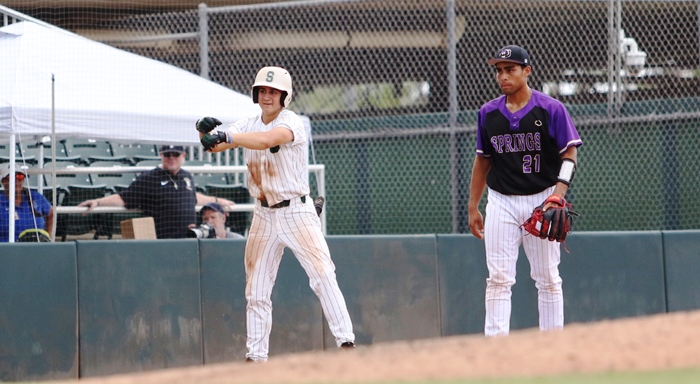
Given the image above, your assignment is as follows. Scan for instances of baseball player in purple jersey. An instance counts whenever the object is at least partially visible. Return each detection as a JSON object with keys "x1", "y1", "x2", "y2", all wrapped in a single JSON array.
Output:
[
  {"x1": 468, "y1": 46, "x2": 583, "y2": 336},
  {"x1": 197, "y1": 66, "x2": 355, "y2": 361}
]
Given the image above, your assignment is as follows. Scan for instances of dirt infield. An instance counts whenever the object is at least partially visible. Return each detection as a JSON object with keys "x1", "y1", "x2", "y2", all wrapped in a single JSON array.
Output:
[{"x1": 57, "y1": 310, "x2": 700, "y2": 384}]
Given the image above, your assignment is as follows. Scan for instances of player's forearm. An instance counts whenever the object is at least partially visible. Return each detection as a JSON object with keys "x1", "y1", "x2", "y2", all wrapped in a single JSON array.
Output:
[
  {"x1": 468, "y1": 185, "x2": 486, "y2": 212},
  {"x1": 561, "y1": 146, "x2": 577, "y2": 165},
  {"x1": 468, "y1": 156, "x2": 490, "y2": 210},
  {"x1": 227, "y1": 133, "x2": 274, "y2": 150},
  {"x1": 227, "y1": 129, "x2": 291, "y2": 150},
  {"x1": 551, "y1": 183, "x2": 569, "y2": 199},
  {"x1": 552, "y1": 146, "x2": 578, "y2": 197},
  {"x1": 208, "y1": 141, "x2": 236, "y2": 152}
]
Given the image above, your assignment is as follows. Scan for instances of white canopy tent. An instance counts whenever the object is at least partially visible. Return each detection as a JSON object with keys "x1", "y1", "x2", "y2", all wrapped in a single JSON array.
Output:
[
  {"x1": 0, "y1": 21, "x2": 258, "y2": 145},
  {"x1": 0, "y1": 21, "x2": 260, "y2": 242}
]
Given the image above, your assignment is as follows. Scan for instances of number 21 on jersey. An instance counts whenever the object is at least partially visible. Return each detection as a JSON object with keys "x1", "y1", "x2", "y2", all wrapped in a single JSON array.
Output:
[{"x1": 523, "y1": 154, "x2": 540, "y2": 173}]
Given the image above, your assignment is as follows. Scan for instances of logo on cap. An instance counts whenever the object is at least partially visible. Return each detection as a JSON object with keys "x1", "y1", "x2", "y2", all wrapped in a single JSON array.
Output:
[
  {"x1": 499, "y1": 49, "x2": 512, "y2": 59},
  {"x1": 488, "y1": 45, "x2": 531, "y2": 66}
]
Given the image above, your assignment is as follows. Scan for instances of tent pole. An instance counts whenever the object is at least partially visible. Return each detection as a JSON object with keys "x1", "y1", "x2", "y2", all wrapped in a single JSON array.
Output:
[
  {"x1": 8, "y1": 133, "x2": 16, "y2": 242},
  {"x1": 198, "y1": 3, "x2": 210, "y2": 80},
  {"x1": 37, "y1": 139, "x2": 44, "y2": 194},
  {"x1": 50, "y1": 74, "x2": 57, "y2": 242}
]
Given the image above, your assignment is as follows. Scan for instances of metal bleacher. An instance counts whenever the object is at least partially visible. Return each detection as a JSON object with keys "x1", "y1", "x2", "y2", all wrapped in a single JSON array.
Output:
[
  {"x1": 19, "y1": 140, "x2": 253, "y2": 239},
  {"x1": 7, "y1": 138, "x2": 325, "y2": 240},
  {"x1": 61, "y1": 138, "x2": 127, "y2": 165},
  {"x1": 110, "y1": 143, "x2": 160, "y2": 165},
  {"x1": 88, "y1": 162, "x2": 137, "y2": 194}
]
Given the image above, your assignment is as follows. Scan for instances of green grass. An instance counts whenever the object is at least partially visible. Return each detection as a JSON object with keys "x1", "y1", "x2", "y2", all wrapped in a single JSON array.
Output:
[
  {"x1": 23, "y1": 367, "x2": 700, "y2": 384},
  {"x1": 317, "y1": 367, "x2": 700, "y2": 384}
]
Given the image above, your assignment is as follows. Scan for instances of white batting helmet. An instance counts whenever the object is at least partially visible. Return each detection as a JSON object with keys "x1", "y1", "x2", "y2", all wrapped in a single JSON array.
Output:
[{"x1": 251, "y1": 66, "x2": 293, "y2": 107}]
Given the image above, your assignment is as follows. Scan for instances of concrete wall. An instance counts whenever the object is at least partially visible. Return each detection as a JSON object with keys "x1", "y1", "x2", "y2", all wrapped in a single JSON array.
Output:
[{"x1": 1, "y1": 231, "x2": 698, "y2": 381}]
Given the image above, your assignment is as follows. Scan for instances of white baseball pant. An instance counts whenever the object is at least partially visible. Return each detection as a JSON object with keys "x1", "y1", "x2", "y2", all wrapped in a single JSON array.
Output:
[
  {"x1": 244, "y1": 196, "x2": 354, "y2": 361},
  {"x1": 483, "y1": 187, "x2": 563, "y2": 336}
]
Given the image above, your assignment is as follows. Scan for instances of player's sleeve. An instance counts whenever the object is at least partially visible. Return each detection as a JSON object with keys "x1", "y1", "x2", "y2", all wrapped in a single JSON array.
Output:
[
  {"x1": 227, "y1": 118, "x2": 247, "y2": 134},
  {"x1": 475, "y1": 108, "x2": 490, "y2": 157},
  {"x1": 276, "y1": 111, "x2": 306, "y2": 148},
  {"x1": 550, "y1": 103, "x2": 583, "y2": 153}
]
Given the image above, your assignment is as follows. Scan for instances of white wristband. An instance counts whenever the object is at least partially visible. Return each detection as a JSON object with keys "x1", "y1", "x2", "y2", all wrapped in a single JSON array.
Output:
[{"x1": 557, "y1": 158, "x2": 576, "y2": 186}]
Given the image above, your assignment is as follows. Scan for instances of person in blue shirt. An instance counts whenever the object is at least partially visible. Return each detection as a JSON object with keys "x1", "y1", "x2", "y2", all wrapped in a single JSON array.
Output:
[{"x1": 0, "y1": 163, "x2": 54, "y2": 242}]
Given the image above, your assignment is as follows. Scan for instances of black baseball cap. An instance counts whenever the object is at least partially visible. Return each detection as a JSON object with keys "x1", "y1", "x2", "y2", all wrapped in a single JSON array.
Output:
[
  {"x1": 159, "y1": 145, "x2": 185, "y2": 154},
  {"x1": 487, "y1": 45, "x2": 531, "y2": 67},
  {"x1": 201, "y1": 202, "x2": 226, "y2": 215}
]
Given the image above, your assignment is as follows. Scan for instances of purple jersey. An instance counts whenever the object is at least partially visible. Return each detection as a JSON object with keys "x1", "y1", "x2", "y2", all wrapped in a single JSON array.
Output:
[{"x1": 476, "y1": 90, "x2": 582, "y2": 195}]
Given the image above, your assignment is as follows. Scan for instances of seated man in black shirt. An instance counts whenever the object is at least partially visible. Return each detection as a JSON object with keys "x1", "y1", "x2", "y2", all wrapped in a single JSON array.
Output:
[{"x1": 78, "y1": 145, "x2": 234, "y2": 239}]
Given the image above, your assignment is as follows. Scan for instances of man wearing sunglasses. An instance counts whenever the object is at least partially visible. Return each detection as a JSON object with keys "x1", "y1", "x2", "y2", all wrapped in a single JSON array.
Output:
[
  {"x1": 0, "y1": 162, "x2": 54, "y2": 242},
  {"x1": 78, "y1": 145, "x2": 234, "y2": 239}
]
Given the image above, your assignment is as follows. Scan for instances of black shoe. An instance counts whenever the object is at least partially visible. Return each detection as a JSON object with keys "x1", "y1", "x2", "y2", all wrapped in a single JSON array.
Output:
[
  {"x1": 245, "y1": 357, "x2": 254, "y2": 363},
  {"x1": 339, "y1": 341, "x2": 356, "y2": 349}
]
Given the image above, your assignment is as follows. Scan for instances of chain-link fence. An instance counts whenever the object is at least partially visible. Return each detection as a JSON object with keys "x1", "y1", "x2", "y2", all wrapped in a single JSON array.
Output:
[{"x1": 4, "y1": 0, "x2": 700, "y2": 235}]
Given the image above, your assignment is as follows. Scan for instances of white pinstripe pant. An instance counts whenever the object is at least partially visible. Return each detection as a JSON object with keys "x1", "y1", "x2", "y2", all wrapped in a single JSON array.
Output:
[
  {"x1": 483, "y1": 187, "x2": 563, "y2": 337},
  {"x1": 244, "y1": 196, "x2": 354, "y2": 361}
]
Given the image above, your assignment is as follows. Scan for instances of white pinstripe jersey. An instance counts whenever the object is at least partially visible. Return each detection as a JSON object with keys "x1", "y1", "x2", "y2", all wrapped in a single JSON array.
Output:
[{"x1": 228, "y1": 109, "x2": 309, "y2": 205}]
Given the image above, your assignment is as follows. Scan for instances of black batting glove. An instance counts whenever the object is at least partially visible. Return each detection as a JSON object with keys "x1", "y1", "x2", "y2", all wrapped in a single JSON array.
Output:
[
  {"x1": 200, "y1": 131, "x2": 227, "y2": 151},
  {"x1": 196, "y1": 117, "x2": 222, "y2": 134}
]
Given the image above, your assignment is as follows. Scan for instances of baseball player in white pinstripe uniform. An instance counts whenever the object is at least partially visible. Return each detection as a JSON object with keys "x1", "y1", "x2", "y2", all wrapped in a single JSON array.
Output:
[
  {"x1": 468, "y1": 46, "x2": 582, "y2": 337},
  {"x1": 197, "y1": 66, "x2": 355, "y2": 361}
]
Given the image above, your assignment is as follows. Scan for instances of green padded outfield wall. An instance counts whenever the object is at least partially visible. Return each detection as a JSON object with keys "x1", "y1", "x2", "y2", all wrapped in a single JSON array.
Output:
[
  {"x1": 0, "y1": 231, "x2": 690, "y2": 380},
  {"x1": 436, "y1": 234, "x2": 488, "y2": 335},
  {"x1": 662, "y1": 230, "x2": 700, "y2": 312},
  {"x1": 323, "y1": 235, "x2": 441, "y2": 349},
  {"x1": 507, "y1": 231, "x2": 666, "y2": 331},
  {"x1": 558, "y1": 232, "x2": 666, "y2": 323},
  {"x1": 199, "y1": 238, "x2": 324, "y2": 363},
  {"x1": 435, "y1": 232, "x2": 667, "y2": 335},
  {"x1": 0, "y1": 243, "x2": 78, "y2": 382},
  {"x1": 198, "y1": 238, "x2": 248, "y2": 363},
  {"x1": 76, "y1": 240, "x2": 202, "y2": 378}
]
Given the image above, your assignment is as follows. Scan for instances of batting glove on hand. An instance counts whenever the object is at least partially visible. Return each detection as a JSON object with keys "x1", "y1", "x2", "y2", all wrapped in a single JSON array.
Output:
[
  {"x1": 200, "y1": 131, "x2": 227, "y2": 151},
  {"x1": 196, "y1": 117, "x2": 222, "y2": 134}
]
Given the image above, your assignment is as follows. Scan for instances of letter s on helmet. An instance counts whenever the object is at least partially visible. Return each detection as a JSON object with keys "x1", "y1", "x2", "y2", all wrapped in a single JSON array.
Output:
[{"x1": 251, "y1": 66, "x2": 293, "y2": 107}]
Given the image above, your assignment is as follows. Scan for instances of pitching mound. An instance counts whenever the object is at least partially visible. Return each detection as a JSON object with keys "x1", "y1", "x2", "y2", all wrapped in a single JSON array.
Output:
[{"x1": 56, "y1": 310, "x2": 700, "y2": 383}]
